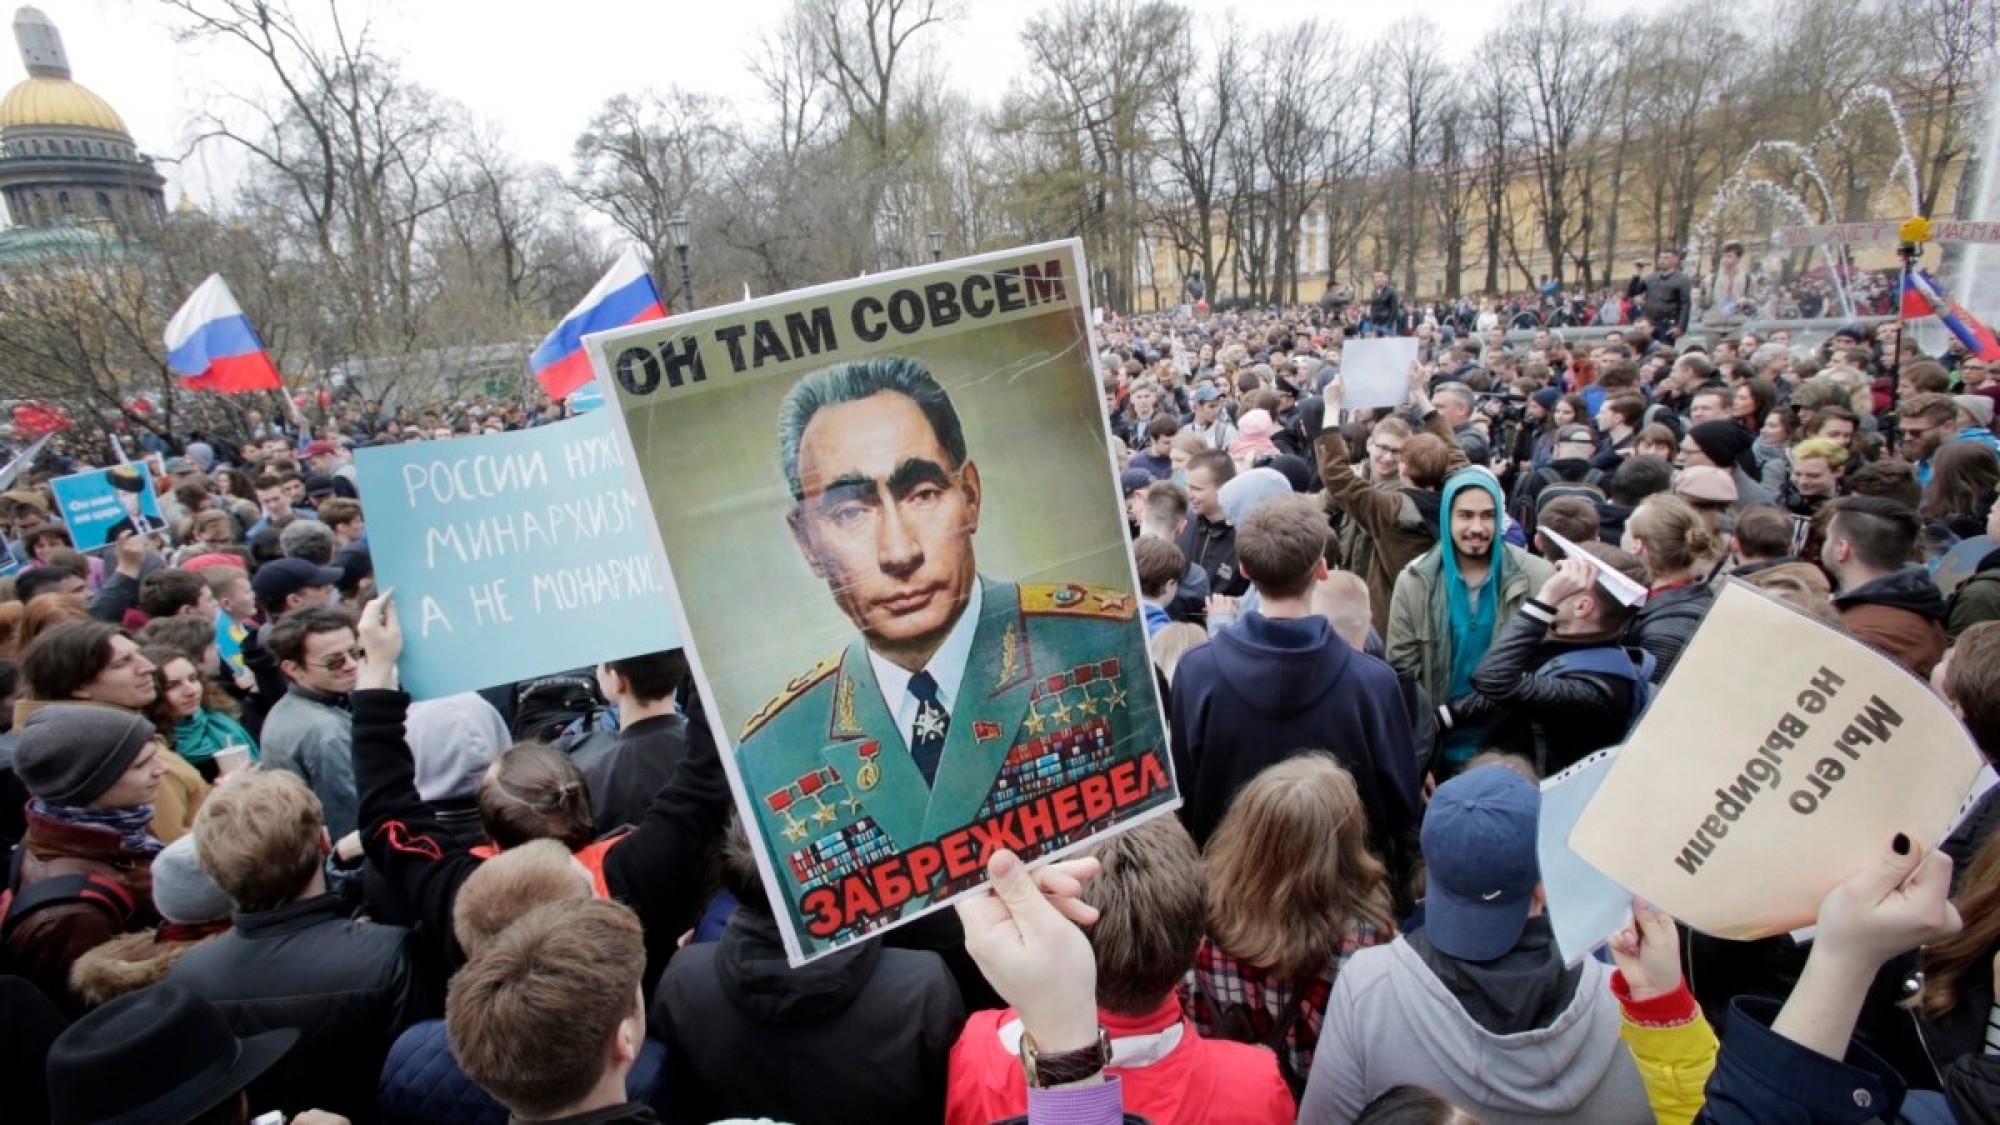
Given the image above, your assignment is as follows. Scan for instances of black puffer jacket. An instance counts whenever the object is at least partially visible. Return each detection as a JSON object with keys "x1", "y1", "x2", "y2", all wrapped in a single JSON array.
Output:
[
  {"x1": 168, "y1": 894, "x2": 436, "y2": 1122},
  {"x1": 1624, "y1": 579, "x2": 1716, "y2": 684}
]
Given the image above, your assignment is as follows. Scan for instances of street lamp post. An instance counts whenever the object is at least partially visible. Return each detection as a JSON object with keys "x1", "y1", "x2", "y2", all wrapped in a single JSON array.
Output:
[
  {"x1": 668, "y1": 213, "x2": 694, "y2": 310},
  {"x1": 928, "y1": 229, "x2": 945, "y2": 262}
]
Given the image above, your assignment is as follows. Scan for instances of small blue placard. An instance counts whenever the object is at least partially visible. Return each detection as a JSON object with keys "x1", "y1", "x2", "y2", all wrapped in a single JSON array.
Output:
[
  {"x1": 567, "y1": 381, "x2": 607, "y2": 414},
  {"x1": 49, "y1": 462, "x2": 167, "y2": 552}
]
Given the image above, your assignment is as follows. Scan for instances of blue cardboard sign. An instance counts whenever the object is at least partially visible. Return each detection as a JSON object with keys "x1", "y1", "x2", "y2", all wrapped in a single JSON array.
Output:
[
  {"x1": 49, "y1": 462, "x2": 167, "y2": 552},
  {"x1": 567, "y1": 381, "x2": 607, "y2": 414},
  {"x1": 353, "y1": 411, "x2": 681, "y2": 699}
]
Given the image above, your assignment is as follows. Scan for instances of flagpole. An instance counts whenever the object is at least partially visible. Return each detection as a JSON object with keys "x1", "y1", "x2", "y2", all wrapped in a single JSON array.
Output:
[{"x1": 1888, "y1": 244, "x2": 1915, "y2": 451}]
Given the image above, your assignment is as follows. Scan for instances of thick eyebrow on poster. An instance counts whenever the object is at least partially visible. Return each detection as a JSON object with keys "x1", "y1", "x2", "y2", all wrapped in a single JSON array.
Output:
[{"x1": 581, "y1": 239, "x2": 1180, "y2": 966}]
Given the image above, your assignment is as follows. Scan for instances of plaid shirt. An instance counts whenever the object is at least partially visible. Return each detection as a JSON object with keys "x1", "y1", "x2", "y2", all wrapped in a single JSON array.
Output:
[{"x1": 1181, "y1": 922, "x2": 1387, "y2": 1087}]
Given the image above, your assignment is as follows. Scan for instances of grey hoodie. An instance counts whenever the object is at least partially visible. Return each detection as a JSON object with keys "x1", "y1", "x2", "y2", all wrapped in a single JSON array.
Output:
[{"x1": 1298, "y1": 935, "x2": 1652, "y2": 1124}]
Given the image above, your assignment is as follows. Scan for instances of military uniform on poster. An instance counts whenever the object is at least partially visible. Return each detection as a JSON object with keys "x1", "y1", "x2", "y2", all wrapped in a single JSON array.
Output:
[{"x1": 736, "y1": 579, "x2": 1161, "y2": 954}]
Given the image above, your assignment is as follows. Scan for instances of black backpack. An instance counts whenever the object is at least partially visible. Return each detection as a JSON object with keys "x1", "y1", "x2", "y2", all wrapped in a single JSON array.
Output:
[
  {"x1": 0, "y1": 844, "x2": 136, "y2": 973},
  {"x1": 511, "y1": 670, "x2": 606, "y2": 743}
]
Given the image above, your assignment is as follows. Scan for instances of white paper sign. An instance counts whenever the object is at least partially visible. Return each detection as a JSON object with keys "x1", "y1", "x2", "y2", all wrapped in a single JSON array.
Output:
[
  {"x1": 1341, "y1": 338, "x2": 1420, "y2": 410},
  {"x1": 1539, "y1": 745, "x2": 1635, "y2": 965}
]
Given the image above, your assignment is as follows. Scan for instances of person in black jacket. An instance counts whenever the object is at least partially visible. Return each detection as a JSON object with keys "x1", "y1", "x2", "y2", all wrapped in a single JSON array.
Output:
[
  {"x1": 1176, "y1": 450, "x2": 1249, "y2": 597},
  {"x1": 1364, "y1": 270, "x2": 1401, "y2": 338},
  {"x1": 579, "y1": 649, "x2": 693, "y2": 833},
  {"x1": 349, "y1": 593, "x2": 731, "y2": 997},
  {"x1": 1440, "y1": 547, "x2": 1653, "y2": 776},
  {"x1": 169, "y1": 768, "x2": 436, "y2": 1122},
  {"x1": 651, "y1": 818, "x2": 964, "y2": 1124}
]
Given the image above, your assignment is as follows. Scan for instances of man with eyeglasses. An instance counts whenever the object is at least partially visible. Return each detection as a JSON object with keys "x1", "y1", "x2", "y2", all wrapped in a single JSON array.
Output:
[{"x1": 261, "y1": 606, "x2": 365, "y2": 838}]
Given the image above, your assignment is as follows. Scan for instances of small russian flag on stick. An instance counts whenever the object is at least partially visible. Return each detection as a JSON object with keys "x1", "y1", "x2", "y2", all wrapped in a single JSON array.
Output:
[
  {"x1": 531, "y1": 248, "x2": 668, "y2": 400},
  {"x1": 1901, "y1": 266, "x2": 2000, "y2": 362},
  {"x1": 165, "y1": 275, "x2": 284, "y2": 393}
]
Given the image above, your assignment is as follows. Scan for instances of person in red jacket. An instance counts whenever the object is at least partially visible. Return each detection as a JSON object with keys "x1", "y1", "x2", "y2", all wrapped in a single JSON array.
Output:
[{"x1": 945, "y1": 817, "x2": 1295, "y2": 1125}]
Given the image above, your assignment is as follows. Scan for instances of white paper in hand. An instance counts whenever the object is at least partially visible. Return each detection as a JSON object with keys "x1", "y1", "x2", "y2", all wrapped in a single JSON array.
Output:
[
  {"x1": 1538, "y1": 745, "x2": 1636, "y2": 964},
  {"x1": 1341, "y1": 338, "x2": 1421, "y2": 410}
]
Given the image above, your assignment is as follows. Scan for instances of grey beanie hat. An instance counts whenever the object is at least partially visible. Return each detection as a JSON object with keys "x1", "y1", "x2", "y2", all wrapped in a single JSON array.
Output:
[
  {"x1": 150, "y1": 835, "x2": 233, "y2": 925},
  {"x1": 14, "y1": 705, "x2": 157, "y2": 807}
]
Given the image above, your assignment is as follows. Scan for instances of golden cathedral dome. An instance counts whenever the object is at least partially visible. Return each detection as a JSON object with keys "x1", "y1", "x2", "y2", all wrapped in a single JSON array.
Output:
[{"x1": 0, "y1": 74, "x2": 128, "y2": 134}]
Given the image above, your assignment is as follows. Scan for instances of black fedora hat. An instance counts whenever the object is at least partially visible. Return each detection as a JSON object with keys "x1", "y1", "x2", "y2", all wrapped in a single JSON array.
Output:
[{"x1": 47, "y1": 983, "x2": 298, "y2": 1125}]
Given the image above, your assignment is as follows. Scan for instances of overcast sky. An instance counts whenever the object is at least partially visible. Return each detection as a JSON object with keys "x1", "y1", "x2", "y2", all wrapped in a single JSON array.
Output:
[{"x1": 9, "y1": 0, "x2": 1631, "y2": 210}]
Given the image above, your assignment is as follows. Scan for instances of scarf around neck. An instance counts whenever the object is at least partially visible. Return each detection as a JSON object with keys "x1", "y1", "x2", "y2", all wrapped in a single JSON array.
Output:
[
  {"x1": 31, "y1": 797, "x2": 163, "y2": 856},
  {"x1": 174, "y1": 708, "x2": 255, "y2": 765}
]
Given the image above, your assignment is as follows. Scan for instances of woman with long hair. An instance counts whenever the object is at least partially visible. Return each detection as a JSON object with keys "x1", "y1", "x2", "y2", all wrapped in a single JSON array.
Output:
[
  {"x1": 1531, "y1": 394, "x2": 1595, "y2": 471},
  {"x1": 1731, "y1": 378, "x2": 1778, "y2": 432},
  {"x1": 1911, "y1": 827, "x2": 2000, "y2": 1116},
  {"x1": 1184, "y1": 754, "x2": 1396, "y2": 1095},
  {"x1": 1752, "y1": 401, "x2": 1796, "y2": 495},
  {"x1": 1622, "y1": 494, "x2": 1716, "y2": 682},
  {"x1": 1922, "y1": 441, "x2": 2000, "y2": 544},
  {"x1": 141, "y1": 644, "x2": 253, "y2": 783}
]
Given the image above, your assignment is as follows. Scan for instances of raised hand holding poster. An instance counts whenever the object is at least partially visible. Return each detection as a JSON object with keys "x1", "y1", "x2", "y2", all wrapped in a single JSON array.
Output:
[{"x1": 586, "y1": 239, "x2": 1178, "y2": 964}]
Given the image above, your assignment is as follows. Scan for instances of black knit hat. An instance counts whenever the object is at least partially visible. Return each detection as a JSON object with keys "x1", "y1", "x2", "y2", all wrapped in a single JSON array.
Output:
[
  {"x1": 1690, "y1": 420, "x2": 1756, "y2": 474},
  {"x1": 15, "y1": 705, "x2": 156, "y2": 807}
]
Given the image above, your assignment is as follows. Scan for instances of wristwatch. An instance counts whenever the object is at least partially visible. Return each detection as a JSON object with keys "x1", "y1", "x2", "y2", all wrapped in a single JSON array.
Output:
[{"x1": 1018, "y1": 1027, "x2": 1112, "y2": 1088}]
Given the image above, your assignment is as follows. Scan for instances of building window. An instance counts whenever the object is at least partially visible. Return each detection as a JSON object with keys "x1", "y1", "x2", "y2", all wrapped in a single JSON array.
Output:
[
  {"x1": 57, "y1": 190, "x2": 70, "y2": 218},
  {"x1": 96, "y1": 190, "x2": 113, "y2": 217}
]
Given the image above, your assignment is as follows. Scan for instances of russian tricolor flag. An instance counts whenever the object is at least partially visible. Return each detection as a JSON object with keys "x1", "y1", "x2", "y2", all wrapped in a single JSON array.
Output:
[
  {"x1": 1902, "y1": 266, "x2": 2000, "y2": 363},
  {"x1": 165, "y1": 275, "x2": 284, "y2": 393},
  {"x1": 531, "y1": 248, "x2": 667, "y2": 400}
]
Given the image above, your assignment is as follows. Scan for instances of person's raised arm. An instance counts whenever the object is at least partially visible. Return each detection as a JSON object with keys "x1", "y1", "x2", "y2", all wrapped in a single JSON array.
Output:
[
  {"x1": 1695, "y1": 836, "x2": 1960, "y2": 1125},
  {"x1": 956, "y1": 848, "x2": 1126, "y2": 1125},
  {"x1": 351, "y1": 592, "x2": 481, "y2": 959},
  {"x1": 1608, "y1": 899, "x2": 1718, "y2": 1125},
  {"x1": 1313, "y1": 374, "x2": 1404, "y2": 541},
  {"x1": 1774, "y1": 836, "x2": 1959, "y2": 1060}
]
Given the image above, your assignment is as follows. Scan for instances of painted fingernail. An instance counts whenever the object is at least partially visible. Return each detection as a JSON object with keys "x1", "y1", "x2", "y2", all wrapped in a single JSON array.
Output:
[{"x1": 1893, "y1": 833, "x2": 1911, "y2": 855}]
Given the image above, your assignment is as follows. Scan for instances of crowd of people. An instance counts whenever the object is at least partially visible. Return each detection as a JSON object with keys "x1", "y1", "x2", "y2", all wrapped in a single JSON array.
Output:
[
  {"x1": 0, "y1": 278, "x2": 1996, "y2": 1125},
  {"x1": 1302, "y1": 252, "x2": 1898, "y2": 342}
]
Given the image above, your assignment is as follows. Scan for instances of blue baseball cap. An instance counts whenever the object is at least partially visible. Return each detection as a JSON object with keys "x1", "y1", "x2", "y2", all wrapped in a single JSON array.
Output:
[
  {"x1": 1192, "y1": 385, "x2": 1221, "y2": 404},
  {"x1": 1421, "y1": 765, "x2": 1542, "y2": 962}
]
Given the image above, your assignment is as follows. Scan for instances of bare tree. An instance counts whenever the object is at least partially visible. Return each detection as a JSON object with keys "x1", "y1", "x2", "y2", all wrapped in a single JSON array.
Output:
[
  {"x1": 569, "y1": 89, "x2": 734, "y2": 297},
  {"x1": 1383, "y1": 17, "x2": 1451, "y2": 294},
  {"x1": 1149, "y1": 12, "x2": 1241, "y2": 301},
  {"x1": 1012, "y1": 0, "x2": 1187, "y2": 310},
  {"x1": 1497, "y1": 0, "x2": 1610, "y2": 289}
]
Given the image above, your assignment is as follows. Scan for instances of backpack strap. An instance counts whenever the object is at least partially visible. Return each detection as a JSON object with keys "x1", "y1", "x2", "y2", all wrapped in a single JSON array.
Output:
[
  {"x1": 0, "y1": 863, "x2": 136, "y2": 942},
  {"x1": 1540, "y1": 646, "x2": 1656, "y2": 726}
]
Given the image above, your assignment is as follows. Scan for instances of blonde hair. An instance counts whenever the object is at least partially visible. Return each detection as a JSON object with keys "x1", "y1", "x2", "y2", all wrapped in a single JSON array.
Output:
[
  {"x1": 454, "y1": 838, "x2": 594, "y2": 957},
  {"x1": 1312, "y1": 570, "x2": 1372, "y2": 649},
  {"x1": 1203, "y1": 754, "x2": 1396, "y2": 981},
  {"x1": 1629, "y1": 494, "x2": 1716, "y2": 578},
  {"x1": 1149, "y1": 623, "x2": 1207, "y2": 685},
  {"x1": 1791, "y1": 437, "x2": 1849, "y2": 469},
  {"x1": 194, "y1": 770, "x2": 324, "y2": 911}
]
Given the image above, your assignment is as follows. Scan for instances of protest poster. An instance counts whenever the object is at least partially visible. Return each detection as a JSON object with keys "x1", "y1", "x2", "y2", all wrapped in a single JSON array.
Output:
[
  {"x1": 585, "y1": 239, "x2": 1178, "y2": 964},
  {"x1": 1537, "y1": 746, "x2": 1634, "y2": 965},
  {"x1": 1339, "y1": 337, "x2": 1420, "y2": 410},
  {"x1": 49, "y1": 462, "x2": 166, "y2": 551},
  {"x1": 352, "y1": 410, "x2": 681, "y2": 700},
  {"x1": 1571, "y1": 580, "x2": 1984, "y2": 940},
  {"x1": 567, "y1": 381, "x2": 607, "y2": 414}
]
